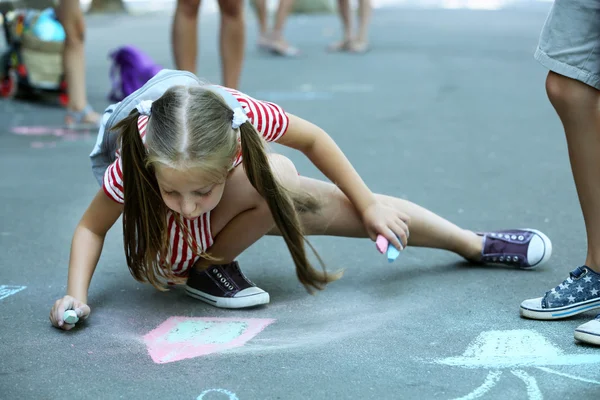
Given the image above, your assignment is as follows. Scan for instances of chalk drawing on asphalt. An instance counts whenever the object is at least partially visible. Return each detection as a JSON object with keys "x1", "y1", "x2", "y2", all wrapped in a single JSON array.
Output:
[
  {"x1": 11, "y1": 126, "x2": 93, "y2": 148},
  {"x1": 0, "y1": 285, "x2": 26, "y2": 301},
  {"x1": 197, "y1": 388, "x2": 239, "y2": 400},
  {"x1": 428, "y1": 329, "x2": 600, "y2": 399},
  {"x1": 143, "y1": 317, "x2": 275, "y2": 364}
]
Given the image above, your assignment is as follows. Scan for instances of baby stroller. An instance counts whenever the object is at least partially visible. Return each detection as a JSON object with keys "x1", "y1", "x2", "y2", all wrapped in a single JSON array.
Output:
[{"x1": 0, "y1": 6, "x2": 68, "y2": 105}]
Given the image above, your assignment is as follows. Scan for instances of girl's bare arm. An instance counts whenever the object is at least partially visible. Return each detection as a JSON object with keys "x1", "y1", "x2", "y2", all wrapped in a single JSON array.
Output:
[{"x1": 67, "y1": 189, "x2": 123, "y2": 303}]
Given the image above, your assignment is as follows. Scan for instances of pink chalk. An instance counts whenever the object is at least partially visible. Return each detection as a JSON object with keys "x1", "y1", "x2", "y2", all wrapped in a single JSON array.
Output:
[{"x1": 376, "y1": 235, "x2": 388, "y2": 254}]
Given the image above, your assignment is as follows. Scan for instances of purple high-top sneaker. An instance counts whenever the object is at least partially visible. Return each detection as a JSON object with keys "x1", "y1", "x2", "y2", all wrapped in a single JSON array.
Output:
[{"x1": 477, "y1": 229, "x2": 552, "y2": 269}]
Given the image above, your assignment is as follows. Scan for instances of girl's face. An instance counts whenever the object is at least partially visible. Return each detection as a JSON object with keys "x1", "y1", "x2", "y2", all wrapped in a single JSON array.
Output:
[{"x1": 154, "y1": 164, "x2": 226, "y2": 219}]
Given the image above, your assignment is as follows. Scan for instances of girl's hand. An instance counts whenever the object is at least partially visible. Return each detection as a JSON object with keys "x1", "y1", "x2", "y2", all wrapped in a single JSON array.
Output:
[
  {"x1": 50, "y1": 295, "x2": 91, "y2": 331},
  {"x1": 361, "y1": 201, "x2": 410, "y2": 251}
]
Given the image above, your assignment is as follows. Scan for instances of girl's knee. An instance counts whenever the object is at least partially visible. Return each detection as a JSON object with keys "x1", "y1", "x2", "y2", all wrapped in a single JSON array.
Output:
[
  {"x1": 64, "y1": 29, "x2": 85, "y2": 45},
  {"x1": 218, "y1": 0, "x2": 244, "y2": 18},
  {"x1": 269, "y1": 154, "x2": 300, "y2": 190},
  {"x1": 62, "y1": 18, "x2": 85, "y2": 44},
  {"x1": 178, "y1": 0, "x2": 201, "y2": 15},
  {"x1": 546, "y1": 71, "x2": 597, "y2": 111}
]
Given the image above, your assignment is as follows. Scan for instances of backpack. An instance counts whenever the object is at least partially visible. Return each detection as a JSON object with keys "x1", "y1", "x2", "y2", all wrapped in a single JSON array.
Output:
[{"x1": 108, "y1": 45, "x2": 163, "y2": 102}]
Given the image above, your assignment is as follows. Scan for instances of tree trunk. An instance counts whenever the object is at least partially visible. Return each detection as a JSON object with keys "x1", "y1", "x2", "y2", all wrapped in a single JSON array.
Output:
[{"x1": 87, "y1": 0, "x2": 127, "y2": 14}]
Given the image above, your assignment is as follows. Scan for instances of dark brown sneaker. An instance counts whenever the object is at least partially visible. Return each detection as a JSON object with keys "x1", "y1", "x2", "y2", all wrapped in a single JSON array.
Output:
[{"x1": 185, "y1": 261, "x2": 270, "y2": 309}]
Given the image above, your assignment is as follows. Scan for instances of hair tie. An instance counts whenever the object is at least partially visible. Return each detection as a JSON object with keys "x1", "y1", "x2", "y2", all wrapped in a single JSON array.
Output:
[
  {"x1": 231, "y1": 107, "x2": 248, "y2": 129},
  {"x1": 136, "y1": 100, "x2": 153, "y2": 116}
]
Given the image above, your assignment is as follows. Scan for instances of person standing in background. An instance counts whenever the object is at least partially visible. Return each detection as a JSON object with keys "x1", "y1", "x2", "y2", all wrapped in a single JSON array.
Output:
[
  {"x1": 171, "y1": 0, "x2": 245, "y2": 89},
  {"x1": 519, "y1": 0, "x2": 600, "y2": 346},
  {"x1": 253, "y1": 0, "x2": 299, "y2": 57},
  {"x1": 328, "y1": 0, "x2": 371, "y2": 53},
  {"x1": 56, "y1": 0, "x2": 100, "y2": 128}
]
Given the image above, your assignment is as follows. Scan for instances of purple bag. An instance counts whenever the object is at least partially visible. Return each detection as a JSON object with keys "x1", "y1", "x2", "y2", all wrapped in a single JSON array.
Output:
[{"x1": 108, "y1": 45, "x2": 163, "y2": 102}]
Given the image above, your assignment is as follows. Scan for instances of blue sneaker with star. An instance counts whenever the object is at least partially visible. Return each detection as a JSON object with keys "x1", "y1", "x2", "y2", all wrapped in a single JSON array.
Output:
[
  {"x1": 575, "y1": 314, "x2": 600, "y2": 346},
  {"x1": 520, "y1": 266, "x2": 600, "y2": 320}
]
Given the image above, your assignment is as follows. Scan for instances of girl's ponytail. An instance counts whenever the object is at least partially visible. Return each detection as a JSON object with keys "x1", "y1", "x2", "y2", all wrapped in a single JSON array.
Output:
[
  {"x1": 114, "y1": 110, "x2": 172, "y2": 290},
  {"x1": 238, "y1": 122, "x2": 342, "y2": 293}
]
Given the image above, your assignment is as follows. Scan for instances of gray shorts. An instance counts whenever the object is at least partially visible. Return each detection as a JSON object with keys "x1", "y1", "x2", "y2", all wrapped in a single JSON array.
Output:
[{"x1": 535, "y1": 0, "x2": 600, "y2": 90}]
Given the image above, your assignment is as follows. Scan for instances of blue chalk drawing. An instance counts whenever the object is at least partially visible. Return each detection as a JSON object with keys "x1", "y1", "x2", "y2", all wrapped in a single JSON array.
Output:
[
  {"x1": 197, "y1": 388, "x2": 239, "y2": 400},
  {"x1": 166, "y1": 320, "x2": 248, "y2": 344},
  {"x1": 0, "y1": 285, "x2": 26, "y2": 301}
]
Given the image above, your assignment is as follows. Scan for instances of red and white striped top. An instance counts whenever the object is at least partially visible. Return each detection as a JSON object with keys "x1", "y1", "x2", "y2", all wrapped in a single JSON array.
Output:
[{"x1": 102, "y1": 88, "x2": 290, "y2": 275}]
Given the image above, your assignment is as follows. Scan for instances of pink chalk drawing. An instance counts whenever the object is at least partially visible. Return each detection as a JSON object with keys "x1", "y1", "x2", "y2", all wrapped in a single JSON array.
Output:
[
  {"x1": 143, "y1": 317, "x2": 275, "y2": 364},
  {"x1": 11, "y1": 126, "x2": 93, "y2": 148},
  {"x1": 30, "y1": 141, "x2": 57, "y2": 148}
]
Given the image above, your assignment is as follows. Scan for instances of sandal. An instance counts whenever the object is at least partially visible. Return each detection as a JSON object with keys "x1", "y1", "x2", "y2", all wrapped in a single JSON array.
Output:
[
  {"x1": 259, "y1": 37, "x2": 300, "y2": 57},
  {"x1": 65, "y1": 104, "x2": 101, "y2": 130},
  {"x1": 268, "y1": 43, "x2": 300, "y2": 57},
  {"x1": 327, "y1": 39, "x2": 352, "y2": 52},
  {"x1": 349, "y1": 41, "x2": 370, "y2": 54}
]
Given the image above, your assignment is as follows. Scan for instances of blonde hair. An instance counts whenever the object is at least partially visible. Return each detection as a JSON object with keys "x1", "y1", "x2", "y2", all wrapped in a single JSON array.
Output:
[{"x1": 113, "y1": 85, "x2": 342, "y2": 292}]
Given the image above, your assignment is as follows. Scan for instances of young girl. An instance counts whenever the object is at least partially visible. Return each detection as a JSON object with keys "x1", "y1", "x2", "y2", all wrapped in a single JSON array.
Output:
[{"x1": 50, "y1": 69, "x2": 552, "y2": 330}]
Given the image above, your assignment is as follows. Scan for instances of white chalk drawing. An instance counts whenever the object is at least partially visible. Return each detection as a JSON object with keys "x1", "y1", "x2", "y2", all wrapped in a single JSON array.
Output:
[
  {"x1": 0, "y1": 285, "x2": 26, "y2": 301},
  {"x1": 430, "y1": 329, "x2": 600, "y2": 399},
  {"x1": 197, "y1": 388, "x2": 239, "y2": 400}
]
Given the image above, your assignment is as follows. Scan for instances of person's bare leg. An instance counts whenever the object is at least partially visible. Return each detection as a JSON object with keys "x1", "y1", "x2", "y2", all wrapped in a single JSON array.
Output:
[
  {"x1": 350, "y1": 0, "x2": 371, "y2": 53},
  {"x1": 196, "y1": 155, "x2": 299, "y2": 270},
  {"x1": 546, "y1": 71, "x2": 600, "y2": 273},
  {"x1": 218, "y1": 0, "x2": 245, "y2": 89},
  {"x1": 328, "y1": 0, "x2": 353, "y2": 52},
  {"x1": 268, "y1": 177, "x2": 483, "y2": 259},
  {"x1": 56, "y1": 0, "x2": 98, "y2": 125},
  {"x1": 172, "y1": 0, "x2": 201, "y2": 72},
  {"x1": 268, "y1": 0, "x2": 298, "y2": 54},
  {"x1": 253, "y1": 0, "x2": 270, "y2": 48}
]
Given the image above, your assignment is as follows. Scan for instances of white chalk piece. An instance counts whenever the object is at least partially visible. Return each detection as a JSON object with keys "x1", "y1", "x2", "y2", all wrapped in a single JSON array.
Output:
[{"x1": 63, "y1": 310, "x2": 79, "y2": 324}]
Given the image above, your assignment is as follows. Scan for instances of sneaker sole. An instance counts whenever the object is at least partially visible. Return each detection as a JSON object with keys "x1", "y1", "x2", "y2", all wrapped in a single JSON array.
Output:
[
  {"x1": 574, "y1": 329, "x2": 600, "y2": 346},
  {"x1": 520, "y1": 298, "x2": 600, "y2": 320},
  {"x1": 185, "y1": 286, "x2": 270, "y2": 309},
  {"x1": 520, "y1": 228, "x2": 553, "y2": 270}
]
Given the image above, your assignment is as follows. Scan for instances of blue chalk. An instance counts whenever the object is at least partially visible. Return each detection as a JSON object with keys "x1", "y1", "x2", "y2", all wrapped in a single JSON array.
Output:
[{"x1": 387, "y1": 244, "x2": 401, "y2": 263}]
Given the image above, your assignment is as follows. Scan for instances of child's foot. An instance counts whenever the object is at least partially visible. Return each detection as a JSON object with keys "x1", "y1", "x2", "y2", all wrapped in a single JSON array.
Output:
[
  {"x1": 520, "y1": 266, "x2": 600, "y2": 320},
  {"x1": 575, "y1": 314, "x2": 600, "y2": 346},
  {"x1": 267, "y1": 39, "x2": 300, "y2": 57},
  {"x1": 473, "y1": 229, "x2": 552, "y2": 269},
  {"x1": 349, "y1": 40, "x2": 370, "y2": 54},
  {"x1": 185, "y1": 261, "x2": 270, "y2": 309},
  {"x1": 327, "y1": 39, "x2": 352, "y2": 52},
  {"x1": 65, "y1": 104, "x2": 100, "y2": 130},
  {"x1": 257, "y1": 35, "x2": 271, "y2": 51}
]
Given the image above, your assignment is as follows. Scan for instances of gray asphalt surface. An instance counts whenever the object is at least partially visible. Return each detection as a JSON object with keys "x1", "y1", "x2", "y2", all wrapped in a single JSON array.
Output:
[{"x1": 2, "y1": 2, "x2": 600, "y2": 399}]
